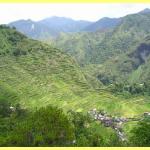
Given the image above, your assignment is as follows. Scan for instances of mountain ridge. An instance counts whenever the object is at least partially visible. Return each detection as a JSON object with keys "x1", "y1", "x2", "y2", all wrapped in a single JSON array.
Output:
[{"x1": 9, "y1": 16, "x2": 92, "y2": 39}]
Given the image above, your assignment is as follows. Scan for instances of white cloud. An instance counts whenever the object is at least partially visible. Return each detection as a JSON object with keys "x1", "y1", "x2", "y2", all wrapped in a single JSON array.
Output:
[{"x1": 0, "y1": 3, "x2": 150, "y2": 24}]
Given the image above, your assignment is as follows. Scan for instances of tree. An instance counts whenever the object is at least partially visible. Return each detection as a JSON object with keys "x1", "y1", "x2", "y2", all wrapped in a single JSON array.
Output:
[
  {"x1": 68, "y1": 111, "x2": 105, "y2": 146},
  {"x1": 130, "y1": 117, "x2": 150, "y2": 146},
  {"x1": 8, "y1": 106, "x2": 75, "y2": 146},
  {"x1": 0, "y1": 100, "x2": 11, "y2": 117}
]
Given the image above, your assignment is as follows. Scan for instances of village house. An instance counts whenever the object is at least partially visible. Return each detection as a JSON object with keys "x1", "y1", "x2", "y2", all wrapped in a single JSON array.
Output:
[{"x1": 144, "y1": 112, "x2": 150, "y2": 116}]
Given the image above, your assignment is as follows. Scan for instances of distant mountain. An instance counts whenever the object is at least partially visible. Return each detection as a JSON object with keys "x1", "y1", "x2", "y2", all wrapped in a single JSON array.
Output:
[
  {"x1": 83, "y1": 17, "x2": 122, "y2": 32},
  {"x1": 39, "y1": 16, "x2": 92, "y2": 32},
  {"x1": 138, "y1": 8, "x2": 150, "y2": 14},
  {"x1": 53, "y1": 12, "x2": 150, "y2": 65},
  {"x1": 9, "y1": 19, "x2": 57, "y2": 40},
  {"x1": 81, "y1": 8, "x2": 150, "y2": 32},
  {"x1": 9, "y1": 17, "x2": 92, "y2": 39},
  {"x1": 8, "y1": 8, "x2": 150, "y2": 40}
]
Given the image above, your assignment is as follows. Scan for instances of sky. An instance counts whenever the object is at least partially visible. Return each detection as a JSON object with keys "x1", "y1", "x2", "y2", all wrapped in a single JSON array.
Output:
[{"x1": 0, "y1": 3, "x2": 150, "y2": 24}]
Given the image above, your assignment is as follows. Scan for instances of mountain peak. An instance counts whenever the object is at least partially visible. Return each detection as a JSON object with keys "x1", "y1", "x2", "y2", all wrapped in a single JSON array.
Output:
[
  {"x1": 84, "y1": 17, "x2": 121, "y2": 32},
  {"x1": 139, "y1": 8, "x2": 150, "y2": 14},
  {"x1": 39, "y1": 16, "x2": 74, "y2": 22}
]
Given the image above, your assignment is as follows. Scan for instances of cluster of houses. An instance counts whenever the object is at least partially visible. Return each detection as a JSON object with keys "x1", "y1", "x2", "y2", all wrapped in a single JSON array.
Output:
[
  {"x1": 144, "y1": 112, "x2": 150, "y2": 116},
  {"x1": 9, "y1": 106, "x2": 16, "y2": 112},
  {"x1": 88, "y1": 108, "x2": 150, "y2": 141},
  {"x1": 88, "y1": 108, "x2": 127, "y2": 127}
]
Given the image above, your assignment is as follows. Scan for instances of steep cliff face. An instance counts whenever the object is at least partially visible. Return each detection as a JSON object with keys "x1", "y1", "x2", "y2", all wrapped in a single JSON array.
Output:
[{"x1": 129, "y1": 43, "x2": 150, "y2": 66}]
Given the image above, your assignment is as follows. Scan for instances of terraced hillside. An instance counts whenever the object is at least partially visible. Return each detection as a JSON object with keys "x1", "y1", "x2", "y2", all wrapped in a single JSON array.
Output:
[
  {"x1": 0, "y1": 25, "x2": 150, "y2": 118},
  {"x1": 0, "y1": 25, "x2": 90, "y2": 108}
]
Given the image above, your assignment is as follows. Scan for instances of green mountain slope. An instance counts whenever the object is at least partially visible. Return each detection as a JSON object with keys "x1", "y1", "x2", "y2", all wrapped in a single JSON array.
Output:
[
  {"x1": 53, "y1": 31, "x2": 107, "y2": 65},
  {"x1": 52, "y1": 12, "x2": 150, "y2": 66},
  {"x1": 0, "y1": 25, "x2": 90, "y2": 108},
  {"x1": 9, "y1": 19, "x2": 57, "y2": 40},
  {"x1": 83, "y1": 17, "x2": 121, "y2": 32},
  {"x1": 0, "y1": 25, "x2": 150, "y2": 118},
  {"x1": 51, "y1": 11, "x2": 150, "y2": 87},
  {"x1": 96, "y1": 36, "x2": 150, "y2": 85}
]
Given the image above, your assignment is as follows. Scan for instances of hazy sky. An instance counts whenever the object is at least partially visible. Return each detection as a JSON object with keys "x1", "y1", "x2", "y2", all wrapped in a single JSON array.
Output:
[{"x1": 0, "y1": 3, "x2": 150, "y2": 24}]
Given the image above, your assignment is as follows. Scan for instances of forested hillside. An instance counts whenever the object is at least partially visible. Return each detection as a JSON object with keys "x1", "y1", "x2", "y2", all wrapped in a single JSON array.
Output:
[
  {"x1": 53, "y1": 12, "x2": 150, "y2": 66},
  {"x1": 96, "y1": 36, "x2": 150, "y2": 84}
]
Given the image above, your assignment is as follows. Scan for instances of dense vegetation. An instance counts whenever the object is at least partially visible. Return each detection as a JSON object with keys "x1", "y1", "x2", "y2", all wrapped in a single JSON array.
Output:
[
  {"x1": 0, "y1": 102, "x2": 121, "y2": 147},
  {"x1": 129, "y1": 117, "x2": 150, "y2": 146},
  {"x1": 1, "y1": 101, "x2": 150, "y2": 147}
]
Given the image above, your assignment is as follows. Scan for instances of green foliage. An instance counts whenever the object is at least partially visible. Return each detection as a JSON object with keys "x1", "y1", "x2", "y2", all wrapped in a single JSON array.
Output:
[
  {"x1": 109, "y1": 82, "x2": 145, "y2": 95},
  {"x1": 12, "y1": 48, "x2": 27, "y2": 56},
  {"x1": 0, "y1": 100, "x2": 11, "y2": 117},
  {"x1": 0, "y1": 105, "x2": 123, "y2": 147},
  {"x1": 68, "y1": 111, "x2": 121, "y2": 147},
  {"x1": 0, "y1": 102, "x2": 28, "y2": 146},
  {"x1": 92, "y1": 37, "x2": 150, "y2": 88},
  {"x1": 7, "y1": 106, "x2": 74, "y2": 146},
  {"x1": 129, "y1": 117, "x2": 150, "y2": 146}
]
